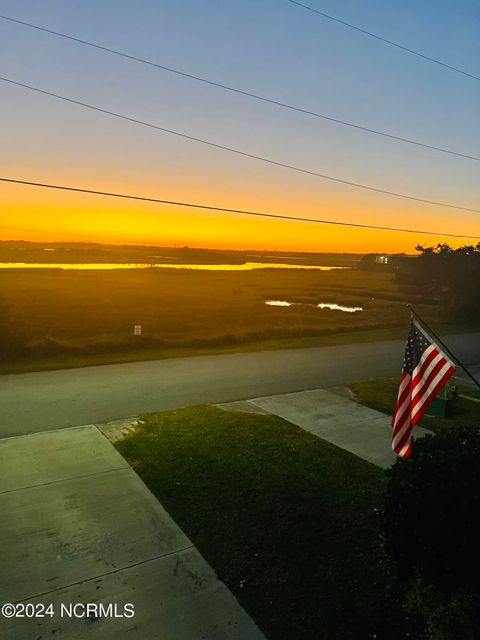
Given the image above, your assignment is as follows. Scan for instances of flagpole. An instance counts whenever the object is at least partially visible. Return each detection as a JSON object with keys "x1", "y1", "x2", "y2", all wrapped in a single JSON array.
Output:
[{"x1": 406, "y1": 304, "x2": 480, "y2": 390}]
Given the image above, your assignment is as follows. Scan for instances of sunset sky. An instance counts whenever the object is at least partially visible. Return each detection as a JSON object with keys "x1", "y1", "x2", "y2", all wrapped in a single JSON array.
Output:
[{"x1": 1, "y1": 0, "x2": 479, "y2": 253}]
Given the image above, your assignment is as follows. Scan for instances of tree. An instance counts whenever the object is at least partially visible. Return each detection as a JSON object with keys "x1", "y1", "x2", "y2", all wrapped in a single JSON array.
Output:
[{"x1": 395, "y1": 244, "x2": 480, "y2": 319}]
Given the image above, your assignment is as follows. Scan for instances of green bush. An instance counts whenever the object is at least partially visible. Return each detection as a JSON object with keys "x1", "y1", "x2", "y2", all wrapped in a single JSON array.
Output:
[
  {"x1": 405, "y1": 578, "x2": 478, "y2": 640},
  {"x1": 382, "y1": 427, "x2": 480, "y2": 595}
]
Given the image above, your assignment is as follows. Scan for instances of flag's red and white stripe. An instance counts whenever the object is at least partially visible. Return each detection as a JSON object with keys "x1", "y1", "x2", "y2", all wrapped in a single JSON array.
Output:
[{"x1": 392, "y1": 330, "x2": 456, "y2": 458}]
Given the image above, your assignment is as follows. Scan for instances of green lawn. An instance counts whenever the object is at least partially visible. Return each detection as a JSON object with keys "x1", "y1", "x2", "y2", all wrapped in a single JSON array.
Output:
[
  {"x1": 348, "y1": 378, "x2": 480, "y2": 432},
  {"x1": 115, "y1": 406, "x2": 411, "y2": 640}
]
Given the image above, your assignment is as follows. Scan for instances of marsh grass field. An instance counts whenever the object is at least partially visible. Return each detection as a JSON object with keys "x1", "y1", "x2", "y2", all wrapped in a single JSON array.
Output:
[
  {"x1": 0, "y1": 258, "x2": 475, "y2": 373},
  {"x1": 0, "y1": 242, "x2": 478, "y2": 373}
]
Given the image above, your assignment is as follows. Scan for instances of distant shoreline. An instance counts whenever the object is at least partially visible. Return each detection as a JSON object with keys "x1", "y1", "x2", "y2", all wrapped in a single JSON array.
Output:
[
  {"x1": 0, "y1": 262, "x2": 351, "y2": 271},
  {"x1": 0, "y1": 240, "x2": 365, "y2": 267}
]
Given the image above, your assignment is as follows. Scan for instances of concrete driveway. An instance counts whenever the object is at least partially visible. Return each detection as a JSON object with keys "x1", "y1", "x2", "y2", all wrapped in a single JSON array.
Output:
[{"x1": 0, "y1": 426, "x2": 265, "y2": 639}]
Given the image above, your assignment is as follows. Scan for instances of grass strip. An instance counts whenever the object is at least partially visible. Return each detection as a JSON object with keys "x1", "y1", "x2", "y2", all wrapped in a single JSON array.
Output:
[{"x1": 348, "y1": 378, "x2": 480, "y2": 432}]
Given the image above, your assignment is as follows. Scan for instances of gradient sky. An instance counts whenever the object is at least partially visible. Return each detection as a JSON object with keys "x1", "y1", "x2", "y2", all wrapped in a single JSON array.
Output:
[{"x1": 1, "y1": 0, "x2": 479, "y2": 252}]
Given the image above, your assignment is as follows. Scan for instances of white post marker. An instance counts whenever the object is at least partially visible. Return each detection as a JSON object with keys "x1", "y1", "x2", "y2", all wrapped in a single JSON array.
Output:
[{"x1": 133, "y1": 324, "x2": 142, "y2": 336}]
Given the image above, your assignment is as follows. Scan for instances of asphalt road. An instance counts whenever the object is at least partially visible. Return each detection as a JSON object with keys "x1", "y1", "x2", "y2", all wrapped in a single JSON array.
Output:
[{"x1": 1, "y1": 334, "x2": 480, "y2": 438}]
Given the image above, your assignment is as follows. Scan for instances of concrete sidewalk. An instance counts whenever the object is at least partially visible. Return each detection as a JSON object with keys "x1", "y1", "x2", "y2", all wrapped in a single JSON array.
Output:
[
  {"x1": 219, "y1": 387, "x2": 433, "y2": 468},
  {"x1": 0, "y1": 426, "x2": 265, "y2": 639}
]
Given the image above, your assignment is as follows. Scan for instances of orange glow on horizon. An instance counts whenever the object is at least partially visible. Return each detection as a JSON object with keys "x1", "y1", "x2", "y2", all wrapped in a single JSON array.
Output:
[{"x1": 0, "y1": 181, "x2": 473, "y2": 254}]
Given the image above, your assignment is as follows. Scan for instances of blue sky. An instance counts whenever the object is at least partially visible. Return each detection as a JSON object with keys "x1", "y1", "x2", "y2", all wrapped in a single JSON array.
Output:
[{"x1": 0, "y1": 0, "x2": 479, "y2": 250}]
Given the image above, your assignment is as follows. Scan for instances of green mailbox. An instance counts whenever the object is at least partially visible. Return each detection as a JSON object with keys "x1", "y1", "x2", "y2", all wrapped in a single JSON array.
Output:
[{"x1": 426, "y1": 396, "x2": 451, "y2": 418}]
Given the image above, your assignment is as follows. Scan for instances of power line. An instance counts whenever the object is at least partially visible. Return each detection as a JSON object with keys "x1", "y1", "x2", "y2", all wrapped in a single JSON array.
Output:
[
  {"x1": 0, "y1": 14, "x2": 477, "y2": 162},
  {"x1": 1, "y1": 176, "x2": 479, "y2": 240},
  {"x1": 1, "y1": 76, "x2": 479, "y2": 214},
  {"x1": 286, "y1": 0, "x2": 480, "y2": 82}
]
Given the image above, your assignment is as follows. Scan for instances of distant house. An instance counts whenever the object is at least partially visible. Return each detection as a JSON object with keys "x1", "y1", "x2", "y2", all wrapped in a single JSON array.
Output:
[{"x1": 360, "y1": 253, "x2": 416, "y2": 271}]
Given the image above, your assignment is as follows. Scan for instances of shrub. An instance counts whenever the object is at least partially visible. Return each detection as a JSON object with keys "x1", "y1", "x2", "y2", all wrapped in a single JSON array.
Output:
[
  {"x1": 405, "y1": 578, "x2": 478, "y2": 640},
  {"x1": 382, "y1": 426, "x2": 480, "y2": 595}
]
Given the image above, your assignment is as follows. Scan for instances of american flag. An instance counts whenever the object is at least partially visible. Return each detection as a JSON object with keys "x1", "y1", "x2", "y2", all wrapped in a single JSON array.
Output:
[{"x1": 392, "y1": 319, "x2": 456, "y2": 458}]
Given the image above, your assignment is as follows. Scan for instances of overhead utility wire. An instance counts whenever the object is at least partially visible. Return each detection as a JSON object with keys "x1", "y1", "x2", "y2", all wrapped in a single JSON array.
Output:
[
  {"x1": 286, "y1": 0, "x2": 480, "y2": 82},
  {"x1": 1, "y1": 76, "x2": 479, "y2": 214},
  {"x1": 1, "y1": 177, "x2": 479, "y2": 240},
  {"x1": 0, "y1": 15, "x2": 477, "y2": 162}
]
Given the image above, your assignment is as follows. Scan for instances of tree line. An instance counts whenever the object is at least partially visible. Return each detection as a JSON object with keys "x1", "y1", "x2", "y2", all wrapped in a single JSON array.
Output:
[{"x1": 361, "y1": 244, "x2": 480, "y2": 320}]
